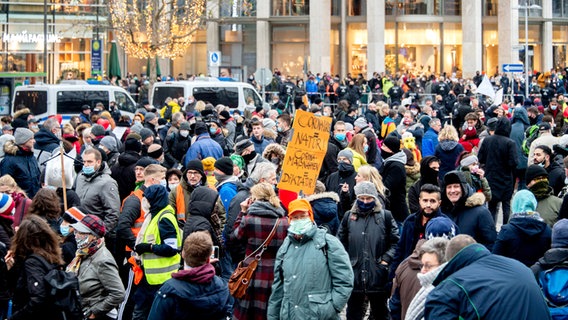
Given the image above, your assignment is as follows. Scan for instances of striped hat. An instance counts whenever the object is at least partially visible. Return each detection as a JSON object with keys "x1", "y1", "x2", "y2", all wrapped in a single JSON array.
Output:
[
  {"x1": 62, "y1": 207, "x2": 86, "y2": 224},
  {"x1": 0, "y1": 193, "x2": 14, "y2": 217}
]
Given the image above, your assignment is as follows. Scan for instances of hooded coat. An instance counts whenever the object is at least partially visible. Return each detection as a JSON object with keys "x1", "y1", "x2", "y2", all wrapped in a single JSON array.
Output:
[
  {"x1": 477, "y1": 118, "x2": 518, "y2": 201},
  {"x1": 510, "y1": 106, "x2": 530, "y2": 170},
  {"x1": 389, "y1": 239, "x2": 425, "y2": 320},
  {"x1": 425, "y1": 244, "x2": 551, "y2": 320},
  {"x1": 326, "y1": 163, "x2": 357, "y2": 221},
  {"x1": 0, "y1": 141, "x2": 41, "y2": 198},
  {"x1": 33, "y1": 127, "x2": 60, "y2": 172},
  {"x1": 182, "y1": 186, "x2": 222, "y2": 248},
  {"x1": 407, "y1": 156, "x2": 440, "y2": 214},
  {"x1": 381, "y1": 151, "x2": 410, "y2": 222},
  {"x1": 111, "y1": 150, "x2": 141, "y2": 201},
  {"x1": 441, "y1": 171, "x2": 496, "y2": 250},
  {"x1": 306, "y1": 192, "x2": 341, "y2": 235},
  {"x1": 434, "y1": 140, "x2": 464, "y2": 181}
]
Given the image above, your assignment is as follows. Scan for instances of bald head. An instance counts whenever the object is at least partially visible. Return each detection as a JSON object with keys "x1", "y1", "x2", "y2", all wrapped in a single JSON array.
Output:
[{"x1": 445, "y1": 234, "x2": 476, "y2": 261}]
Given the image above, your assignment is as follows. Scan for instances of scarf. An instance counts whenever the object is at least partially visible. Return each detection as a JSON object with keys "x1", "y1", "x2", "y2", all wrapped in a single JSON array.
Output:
[
  {"x1": 510, "y1": 211, "x2": 544, "y2": 222},
  {"x1": 529, "y1": 179, "x2": 551, "y2": 200},
  {"x1": 66, "y1": 237, "x2": 104, "y2": 274}
]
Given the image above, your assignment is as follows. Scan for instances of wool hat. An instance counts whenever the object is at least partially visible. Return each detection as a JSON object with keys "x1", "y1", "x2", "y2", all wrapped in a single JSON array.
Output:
[
  {"x1": 14, "y1": 128, "x2": 34, "y2": 145},
  {"x1": 62, "y1": 206, "x2": 86, "y2": 224},
  {"x1": 145, "y1": 112, "x2": 157, "y2": 122},
  {"x1": 147, "y1": 144, "x2": 163, "y2": 159},
  {"x1": 2, "y1": 124, "x2": 12, "y2": 131},
  {"x1": 130, "y1": 123, "x2": 144, "y2": 134},
  {"x1": 202, "y1": 157, "x2": 216, "y2": 172},
  {"x1": 72, "y1": 214, "x2": 106, "y2": 238},
  {"x1": 262, "y1": 119, "x2": 276, "y2": 131},
  {"x1": 486, "y1": 117, "x2": 499, "y2": 131},
  {"x1": 179, "y1": 121, "x2": 191, "y2": 131},
  {"x1": 135, "y1": 157, "x2": 159, "y2": 168},
  {"x1": 512, "y1": 189, "x2": 538, "y2": 214},
  {"x1": 186, "y1": 159, "x2": 205, "y2": 177},
  {"x1": 525, "y1": 164, "x2": 548, "y2": 183},
  {"x1": 219, "y1": 110, "x2": 231, "y2": 121},
  {"x1": 124, "y1": 138, "x2": 142, "y2": 153},
  {"x1": 234, "y1": 139, "x2": 253, "y2": 155},
  {"x1": 354, "y1": 181, "x2": 379, "y2": 201},
  {"x1": 140, "y1": 128, "x2": 154, "y2": 141},
  {"x1": 214, "y1": 157, "x2": 234, "y2": 176},
  {"x1": 354, "y1": 117, "x2": 368, "y2": 129},
  {"x1": 100, "y1": 136, "x2": 118, "y2": 152},
  {"x1": 90, "y1": 124, "x2": 106, "y2": 138},
  {"x1": 337, "y1": 149, "x2": 354, "y2": 164},
  {"x1": 552, "y1": 219, "x2": 568, "y2": 248},
  {"x1": 0, "y1": 193, "x2": 14, "y2": 217},
  {"x1": 230, "y1": 154, "x2": 245, "y2": 170},
  {"x1": 158, "y1": 118, "x2": 167, "y2": 126},
  {"x1": 344, "y1": 123, "x2": 354, "y2": 132},
  {"x1": 195, "y1": 122, "x2": 208, "y2": 136},
  {"x1": 460, "y1": 154, "x2": 478, "y2": 167},
  {"x1": 288, "y1": 198, "x2": 314, "y2": 222},
  {"x1": 383, "y1": 136, "x2": 401, "y2": 153},
  {"x1": 425, "y1": 217, "x2": 457, "y2": 240},
  {"x1": 255, "y1": 106, "x2": 264, "y2": 113}
]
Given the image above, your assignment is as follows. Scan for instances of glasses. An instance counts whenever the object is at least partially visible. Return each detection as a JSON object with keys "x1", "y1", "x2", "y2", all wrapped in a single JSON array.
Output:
[
  {"x1": 186, "y1": 171, "x2": 201, "y2": 177},
  {"x1": 420, "y1": 263, "x2": 439, "y2": 272}
]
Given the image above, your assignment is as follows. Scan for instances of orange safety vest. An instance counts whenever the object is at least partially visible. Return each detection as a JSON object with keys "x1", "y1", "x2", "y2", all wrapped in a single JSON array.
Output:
[
  {"x1": 120, "y1": 189, "x2": 145, "y2": 251},
  {"x1": 175, "y1": 185, "x2": 187, "y2": 222}
]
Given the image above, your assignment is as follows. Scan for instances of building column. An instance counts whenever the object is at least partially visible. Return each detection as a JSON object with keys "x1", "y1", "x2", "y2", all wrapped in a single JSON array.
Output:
[
  {"x1": 542, "y1": 0, "x2": 553, "y2": 71},
  {"x1": 497, "y1": 0, "x2": 519, "y2": 74},
  {"x1": 309, "y1": 0, "x2": 331, "y2": 74},
  {"x1": 340, "y1": 0, "x2": 347, "y2": 79},
  {"x1": 367, "y1": 0, "x2": 385, "y2": 78},
  {"x1": 256, "y1": 1, "x2": 270, "y2": 70},
  {"x1": 206, "y1": 0, "x2": 219, "y2": 76},
  {"x1": 461, "y1": 0, "x2": 482, "y2": 78}
]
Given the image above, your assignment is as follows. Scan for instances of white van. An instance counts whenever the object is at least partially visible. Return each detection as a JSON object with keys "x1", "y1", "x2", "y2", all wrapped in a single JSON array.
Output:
[
  {"x1": 12, "y1": 83, "x2": 138, "y2": 122},
  {"x1": 150, "y1": 80, "x2": 266, "y2": 112}
]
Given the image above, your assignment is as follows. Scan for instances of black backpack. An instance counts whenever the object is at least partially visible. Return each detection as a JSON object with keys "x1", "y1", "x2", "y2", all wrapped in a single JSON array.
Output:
[
  {"x1": 163, "y1": 104, "x2": 173, "y2": 121},
  {"x1": 31, "y1": 254, "x2": 84, "y2": 320}
]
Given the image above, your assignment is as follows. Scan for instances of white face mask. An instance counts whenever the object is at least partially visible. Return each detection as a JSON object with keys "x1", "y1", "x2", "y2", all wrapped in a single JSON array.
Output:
[{"x1": 180, "y1": 130, "x2": 189, "y2": 138}]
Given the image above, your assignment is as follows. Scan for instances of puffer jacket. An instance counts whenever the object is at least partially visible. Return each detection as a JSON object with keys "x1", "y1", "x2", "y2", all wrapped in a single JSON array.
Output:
[
  {"x1": 184, "y1": 133, "x2": 223, "y2": 164},
  {"x1": 337, "y1": 202, "x2": 399, "y2": 293},
  {"x1": 0, "y1": 141, "x2": 41, "y2": 198},
  {"x1": 267, "y1": 227, "x2": 354, "y2": 320},
  {"x1": 434, "y1": 140, "x2": 464, "y2": 180},
  {"x1": 74, "y1": 163, "x2": 120, "y2": 232},
  {"x1": 306, "y1": 192, "x2": 341, "y2": 235},
  {"x1": 77, "y1": 246, "x2": 125, "y2": 317}
]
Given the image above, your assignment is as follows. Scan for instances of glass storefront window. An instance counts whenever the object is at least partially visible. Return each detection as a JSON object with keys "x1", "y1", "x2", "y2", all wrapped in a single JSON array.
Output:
[
  {"x1": 553, "y1": 25, "x2": 568, "y2": 69},
  {"x1": 483, "y1": 24, "x2": 498, "y2": 74},
  {"x1": 330, "y1": 24, "x2": 340, "y2": 75},
  {"x1": 397, "y1": 23, "x2": 441, "y2": 73},
  {"x1": 220, "y1": 24, "x2": 257, "y2": 80},
  {"x1": 221, "y1": 0, "x2": 256, "y2": 17},
  {"x1": 519, "y1": 24, "x2": 542, "y2": 73},
  {"x1": 443, "y1": 0, "x2": 460, "y2": 15},
  {"x1": 348, "y1": 0, "x2": 366, "y2": 16},
  {"x1": 347, "y1": 23, "x2": 367, "y2": 75},
  {"x1": 397, "y1": 0, "x2": 440, "y2": 15},
  {"x1": 271, "y1": 24, "x2": 308, "y2": 77},
  {"x1": 553, "y1": 0, "x2": 568, "y2": 17},
  {"x1": 483, "y1": 0, "x2": 498, "y2": 16},
  {"x1": 443, "y1": 23, "x2": 462, "y2": 76},
  {"x1": 272, "y1": 0, "x2": 309, "y2": 16},
  {"x1": 331, "y1": 0, "x2": 340, "y2": 16}
]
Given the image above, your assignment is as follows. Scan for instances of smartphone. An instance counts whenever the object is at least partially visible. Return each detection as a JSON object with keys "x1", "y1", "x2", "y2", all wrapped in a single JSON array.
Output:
[{"x1": 211, "y1": 246, "x2": 219, "y2": 260}]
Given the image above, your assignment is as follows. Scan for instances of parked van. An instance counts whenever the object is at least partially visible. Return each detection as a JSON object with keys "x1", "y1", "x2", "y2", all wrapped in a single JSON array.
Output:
[
  {"x1": 151, "y1": 80, "x2": 266, "y2": 112},
  {"x1": 12, "y1": 83, "x2": 137, "y2": 122}
]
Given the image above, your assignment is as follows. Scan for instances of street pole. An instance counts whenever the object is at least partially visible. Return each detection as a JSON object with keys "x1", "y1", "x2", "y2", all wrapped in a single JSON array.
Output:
[
  {"x1": 524, "y1": 5, "x2": 529, "y2": 99},
  {"x1": 43, "y1": 0, "x2": 47, "y2": 83}
]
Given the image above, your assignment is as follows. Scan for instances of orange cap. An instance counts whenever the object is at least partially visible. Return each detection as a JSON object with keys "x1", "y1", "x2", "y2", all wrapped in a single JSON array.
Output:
[{"x1": 288, "y1": 199, "x2": 314, "y2": 222}]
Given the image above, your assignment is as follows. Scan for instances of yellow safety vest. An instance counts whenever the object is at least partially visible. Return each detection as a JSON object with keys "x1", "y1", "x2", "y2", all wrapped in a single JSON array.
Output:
[{"x1": 141, "y1": 205, "x2": 182, "y2": 285}]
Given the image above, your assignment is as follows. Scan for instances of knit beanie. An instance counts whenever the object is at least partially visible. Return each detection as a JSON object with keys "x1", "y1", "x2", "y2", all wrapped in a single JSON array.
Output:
[
  {"x1": 337, "y1": 149, "x2": 354, "y2": 164},
  {"x1": 124, "y1": 138, "x2": 142, "y2": 153},
  {"x1": 354, "y1": 117, "x2": 368, "y2": 129},
  {"x1": 460, "y1": 155, "x2": 478, "y2": 168},
  {"x1": 552, "y1": 219, "x2": 568, "y2": 248},
  {"x1": 525, "y1": 164, "x2": 548, "y2": 184},
  {"x1": 354, "y1": 181, "x2": 379, "y2": 201},
  {"x1": 425, "y1": 217, "x2": 457, "y2": 240},
  {"x1": 234, "y1": 139, "x2": 253, "y2": 155},
  {"x1": 144, "y1": 112, "x2": 157, "y2": 122},
  {"x1": 90, "y1": 124, "x2": 106, "y2": 138},
  {"x1": 0, "y1": 193, "x2": 14, "y2": 217},
  {"x1": 194, "y1": 122, "x2": 208, "y2": 136},
  {"x1": 14, "y1": 128, "x2": 34, "y2": 145},
  {"x1": 512, "y1": 189, "x2": 538, "y2": 214},
  {"x1": 62, "y1": 206, "x2": 86, "y2": 224},
  {"x1": 186, "y1": 159, "x2": 205, "y2": 178},
  {"x1": 383, "y1": 136, "x2": 401, "y2": 153},
  {"x1": 135, "y1": 157, "x2": 159, "y2": 169},
  {"x1": 130, "y1": 123, "x2": 143, "y2": 134},
  {"x1": 214, "y1": 157, "x2": 234, "y2": 176},
  {"x1": 140, "y1": 128, "x2": 154, "y2": 141},
  {"x1": 100, "y1": 136, "x2": 118, "y2": 152},
  {"x1": 202, "y1": 157, "x2": 216, "y2": 172},
  {"x1": 288, "y1": 198, "x2": 314, "y2": 222}
]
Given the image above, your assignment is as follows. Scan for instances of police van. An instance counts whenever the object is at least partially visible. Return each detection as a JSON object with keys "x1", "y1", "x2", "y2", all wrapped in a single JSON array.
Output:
[
  {"x1": 150, "y1": 80, "x2": 266, "y2": 112},
  {"x1": 12, "y1": 82, "x2": 137, "y2": 122}
]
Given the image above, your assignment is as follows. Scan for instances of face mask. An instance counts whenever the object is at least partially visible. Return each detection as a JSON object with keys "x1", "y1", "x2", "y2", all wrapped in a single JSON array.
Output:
[
  {"x1": 242, "y1": 151, "x2": 257, "y2": 163},
  {"x1": 277, "y1": 126, "x2": 283, "y2": 133},
  {"x1": 271, "y1": 158, "x2": 280, "y2": 165},
  {"x1": 381, "y1": 148, "x2": 393, "y2": 159},
  {"x1": 134, "y1": 120, "x2": 141, "y2": 125},
  {"x1": 323, "y1": 112, "x2": 330, "y2": 117},
  {"x1": 537, "y1": 162, "x2": 545, "y2": 168},
  {"x1": 335, "y1": 133, "x2": 346, "y2": 141},
  {"x1": 75, "y1": 234, "x2": 91, "y2": 249},
  {"x1": 467, "y1": 126, "x2": 473, "y2": 131},
  {"x1": 288, "y1": 218, "x2": 314, "y2": 235},
  {"x1": 551, "y1": 105, "x2": 558, "y2": 110},
  {"x1": 31, "y1": 125, "x2": 38, "y2": 130},
  {"x1": 364, "y1": 145, "x2": 369, "y2": 153},
  {"x1": 209, "y1": 127, "x2": 217, "y2": 135},
  {"x1": 82, "y1": 166, "x2": 95, "y2": 175},
  {"x1": 180, "y1": 130, "x2": 189, "y2": 138},
  {"x1": 160, "y1": 179, "x2": 167, "y2": 188},
  {"x1": 60, "y1": 225, "x2": 70, "y2": 237},
  {"x1": 169, "y1": 183, "x2": 179, "y2": 191},
  {"x1": 411, "y1": 110, "x2": 418, "y2": 116},
  {"x1": 338, "y1": 162, "x2": 354, "y2": 172},
  {"x1": 357, "y1": 199, "x2": 376, "y2": 212}
]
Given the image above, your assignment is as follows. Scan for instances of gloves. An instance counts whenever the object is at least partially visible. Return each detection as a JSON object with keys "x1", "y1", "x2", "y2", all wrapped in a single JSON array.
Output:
[{"x1": 134, "y1": 243, "x2": 153, "y2": 254}]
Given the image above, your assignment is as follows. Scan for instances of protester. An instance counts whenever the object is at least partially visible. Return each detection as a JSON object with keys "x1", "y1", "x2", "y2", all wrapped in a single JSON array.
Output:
[
  {"x1": 407, "y1": 156, "x2": 440, "y2": 213},
  {"x1": 0, "y1": 127, "x2": 41, "y2": 198},
  {"x1": 0, "y1": 175, "x2": 31, "y2": 227},
  {"x1": 526, "y1": 164, "x2": 562, "y2": 227},
  {"x1": 326, "y1": 149, "x2": 357, "y2": 221},
  {"x1": 380, "y1": 135, "x2": 410, "y2": 223},
  {"x1": 305, "y1": 180, "x2": 341, "y2": 235},
  {"x1": 434, "y1": 125, "x2": 464, "y2": 181}
]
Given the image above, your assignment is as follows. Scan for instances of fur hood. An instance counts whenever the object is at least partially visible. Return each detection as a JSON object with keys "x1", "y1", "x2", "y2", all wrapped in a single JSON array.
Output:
[
  {"x1": 13, "y1": 108, "x2": 31, "y2": 120},
  {"x1": 306, "y1": 191, "x2": 340, "y2": 203},
  {"x1": 3, "y1": 140, "x2": 18, "y2": 156},
  {"x1": 405, "y1": 161, "x2": 420, "y2": 176},
  {"x1": 262, "y1": 142, "x2": 286, "y2": 160},
  {"x1": 263, "y1": 129, "x2": 278, "y2": 141},
  {"x1": 465, "y1": 192, "x2": 486, "y2": 207}
]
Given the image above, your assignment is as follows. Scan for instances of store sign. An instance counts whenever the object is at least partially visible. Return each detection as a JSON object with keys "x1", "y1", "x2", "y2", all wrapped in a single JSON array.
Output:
[
  {"x1": 91, "y1": 39, "x2": 102, "y2": 76},
  {"x1": 2, "y1": 31, "x2": 61, "y2": 43}
]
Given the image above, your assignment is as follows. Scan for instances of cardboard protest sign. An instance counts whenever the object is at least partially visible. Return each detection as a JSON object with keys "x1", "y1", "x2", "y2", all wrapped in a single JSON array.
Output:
[{"x1": 277, "y1": 109, "x2": 331, "y2": 194}]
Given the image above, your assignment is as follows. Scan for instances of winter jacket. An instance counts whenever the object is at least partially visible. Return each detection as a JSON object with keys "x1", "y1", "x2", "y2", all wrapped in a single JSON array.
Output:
[
  {"x1": 531, "y1": 247, "x2": 568, "y2": 278},
  {"x1": 546, "y1": 160, "x2": 566, "y2": 196},
  {"x1": 267, "y1": 226, "x2": 353, "y2": 320},
  {"x1": 74, "y1": 163, "x2": 120, "y2": 232},
  {"x1": 441, "y1": 171, "x2": 496, "y2": 250},
  {"x1": 184, "y1": 133, "x2": 223, "y2": 165},
  {"x1": 381, "y1": 151, "x2": 410, "y2": 222},
  {"x1": 111, "y1": 151, "x2": 141, "y2": 201},
  {"x1": 0, "y1": 141, "x2": 41, "y2": 198},
  {"x1": 223, "y1": 178, "x2": 254, "y2": 262},
  {"x1": 477, "y1": 119, "x2": 518, "y2": 201},
  {"x1": 544, "y1": 106, "x2": 563, "y2": 136},
  {"x1": 536, "y1": 193, "x2": 562, "y2": 227},
  {"x1": 425, "y1": 244, "x2": 551, "y2": 320},
  {"x1": 216, "y1": 176, "x2": 239, "y2": 214},
  {"x1": 493, "y1": 215, "x2": 551, "y2": 267},
  {"x1": 344, "y1": 147, "x2": 367, "y2": 172},
  {"x1": 510, "y1": 107, "x2": 530, "y2": 170},
  {"x1": 33, "y1": 127, "x2": 60, "y2": 172},
  {"x1": 337, "y1": 202, "x2": 399, "y2": 293},
  {"x1": 250, "y1": 135, "x2": 274, "y2": 156},
  {"x1": 390, "y1": 240, "x2": 425, "y2": 320},
  {"x1": 306, "y1": 192, "x2": 341, "y2": 235},
  {"x1": 319, "y1": 142, "x2": 340, "y2": 182},
  {"x1": 163, "y1": 132, "x2": 191, "y2": 169},
  {"x1": 77, "y1": 246, "x2": 125, "y2": 317},
  {"x1": 182, "y1": 186, "x2": 222, "y2": 247},
  {"x1": 421, "y1": 128, "x2": 439, "y2": 157},
  {"x1": 0, "y1": 216, "x2": 14, "y2": 249},
  {"x1": 148, "y1": 264, "x2": 231, "y2": 320},
  {"x1": 231, "y1": 201, "x2": 289, "y2": 320},
  {"x1": 117, "y1": 185, "x2": 146, "y2": 251},
  {"x1": 325, "y1": 165, "x2": 357, "y2": 221},
  {"x1": 434, "y1": 140, "x2": 464, "y2": 181},
  {"x1": 404, "y1": 261, "x2": 447, "y2": 320},
  {"x1": 459, "y1": 167, "x2": 492, "y2": 202},
  {"x1": 407, "y1": 156, "x2": 440, "y2": 214}
]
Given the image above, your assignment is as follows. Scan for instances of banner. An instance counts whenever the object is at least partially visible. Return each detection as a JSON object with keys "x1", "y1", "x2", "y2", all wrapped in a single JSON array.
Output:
[
  {"x1": 91, "y1": 39, "x2": 102, "y2": 76},
  {"x1": 277, "y1": 109, "x2": 331, "y2": 194},
  {"x1": 476, "y1": 75, "x2": 495, "y2": 100}
]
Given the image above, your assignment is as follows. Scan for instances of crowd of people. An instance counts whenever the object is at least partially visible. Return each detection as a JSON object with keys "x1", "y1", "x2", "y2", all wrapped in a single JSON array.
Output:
[{"x1": 1, "y1": 69, "x2": 568, "y2": 320}]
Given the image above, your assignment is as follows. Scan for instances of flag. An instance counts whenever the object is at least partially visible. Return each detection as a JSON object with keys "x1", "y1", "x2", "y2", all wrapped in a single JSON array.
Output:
[
  {"x1": 493, "y1": 88, "x2": 504, "y2": 106},
  {"x1": 477, "y1": 75, "x2": 496, "y2": 100}
]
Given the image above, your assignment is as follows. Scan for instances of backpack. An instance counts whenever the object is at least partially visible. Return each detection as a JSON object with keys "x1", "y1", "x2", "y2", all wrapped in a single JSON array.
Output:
[
  {"x1": 163, "y1": 104, "x2": 173, "y2": 121},
  {"x1": 539, "y1": 265, "x2": 568, "y2": 319},
  {"x1": 31, "y1": 254, "x2": 84, "y2": 320},
  {"x1": 522, "y1": 124, "x2": 540, "y2": 156}
]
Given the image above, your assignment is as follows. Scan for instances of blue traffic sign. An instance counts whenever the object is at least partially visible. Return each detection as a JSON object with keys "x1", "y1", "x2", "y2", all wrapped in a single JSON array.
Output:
[{"x1": 502, "y1": 63, "x2": 524, "y2": 73}]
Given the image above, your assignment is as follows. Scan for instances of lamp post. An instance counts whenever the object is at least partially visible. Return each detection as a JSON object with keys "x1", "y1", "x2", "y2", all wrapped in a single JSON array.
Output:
[{"x1": 515, "y1": 1, "x2": 541, "y2": 98}]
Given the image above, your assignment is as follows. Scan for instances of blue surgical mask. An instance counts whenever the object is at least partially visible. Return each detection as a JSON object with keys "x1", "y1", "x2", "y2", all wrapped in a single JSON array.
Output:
[
  {"x1": 60, "y1": 224, "x2": 70, "y2": 237},
  {"x1": 288, "y1": 218, "x2": 314, "y2": 235},
  {"x1": 335, "y1": 133, "x2": 346, "y2": 141},
  {"x1": 82, "y1": 166, "x2": 95, "y2": 175},
  {"x1": 210, "y1": 127, "x2": 217, "y2": 135},
  {"x1": 364, "y1": 145, "x2": 369, "y2": 153},
  {"x1": 357, "y1": 199, "x2": 375, "y2": 212}
]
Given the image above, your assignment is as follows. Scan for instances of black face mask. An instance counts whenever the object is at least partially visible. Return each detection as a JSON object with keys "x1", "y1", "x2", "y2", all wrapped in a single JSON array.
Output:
[
  {"x1": 242, "y1": 151, "x2": 257, "y2": 163},
  {"x1": 381, "y1": 148, "x2": 393, "y2": 160},
  {"x1": 338, "y1": 162, "x2": 354, "y2": 173}
]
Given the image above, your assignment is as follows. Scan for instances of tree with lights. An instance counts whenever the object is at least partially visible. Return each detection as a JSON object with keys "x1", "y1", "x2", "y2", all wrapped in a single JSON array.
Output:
[{"x1": 109, "y1": 0, "x2": 206, "y2": 81}]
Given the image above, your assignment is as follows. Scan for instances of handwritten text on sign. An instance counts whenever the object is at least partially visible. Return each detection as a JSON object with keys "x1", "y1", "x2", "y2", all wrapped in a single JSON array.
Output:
[{"x1": 278, "y1": 109, "x2": 331, "y2": 194}]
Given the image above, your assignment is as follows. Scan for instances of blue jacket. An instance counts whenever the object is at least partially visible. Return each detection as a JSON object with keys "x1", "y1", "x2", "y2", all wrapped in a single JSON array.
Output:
[
  {"x1": 0, "y1": 142, "x2": 41, "y2": 198},
  {"x1": 216, "y1": 177, "x2": 238, "y2": 215},
  {"x1": 306, "y1": 192, "x2": 341, "y2": 235},
  {"x1": 510, "y1": 106, "x2": 530, "y2": 170},
  {"x1": 425, "y1": 244, "x2": 551, "y2": 320},
  {"x1": 305, "y1": 80, "x2": 318, "y2": 94},
  {"x1": 435, "y1": 140, "x2": 464, "y2": 181},
  {"x1": 185, "y1": 133, "x2": 223, "y2": 166},
  {"x1": 421, "y1": 128, "x2": 438, "y2": 157},
  {"x1": 250, "y1": 135, "x2": 273, "y2": 156}
]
